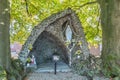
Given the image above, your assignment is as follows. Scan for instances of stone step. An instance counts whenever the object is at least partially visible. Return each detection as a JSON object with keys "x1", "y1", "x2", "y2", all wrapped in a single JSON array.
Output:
[
  {"x1": 35, "y1": 61, "x2": 71, "y2": 73},
  {"x1": 35, "y1": 68, "x2": 71, "y2": 73},
  {"x1": 27, "y1": 72, "x2": 88, "y2": 80}
]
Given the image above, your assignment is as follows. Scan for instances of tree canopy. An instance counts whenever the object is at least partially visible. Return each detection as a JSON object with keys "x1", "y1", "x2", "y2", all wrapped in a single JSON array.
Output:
[
  {"x1": 10, "y1": 0, "x2": 101, "y2": 45},
  {"x1": 0, "y1": 0, "x2": 119, "y2": 79}
]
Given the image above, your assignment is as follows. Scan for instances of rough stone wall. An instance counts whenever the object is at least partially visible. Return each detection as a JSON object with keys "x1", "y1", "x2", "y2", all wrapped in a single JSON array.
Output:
[
  {"x1": 19, "y1": 9, "x2": 72, "y2": 64},
  {"x1": 45, "y1": 15, "x2": 70, "y2": 41},
  {"x1": 70, "y1": 13, "x2": 90, "y2": 60},
  {"x1": 29, "y1": 31, "x2": 69, "y2": 66},
  {"x1": 19, "y1": 8, "x2": 90, "y2": 66}
]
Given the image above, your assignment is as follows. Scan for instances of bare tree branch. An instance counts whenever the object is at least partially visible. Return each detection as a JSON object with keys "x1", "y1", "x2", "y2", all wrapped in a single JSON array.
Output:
[
  {"x1": 73, "y1": 1, "x2": 97, "y2": 9},
  {"x1": 95, "y1": 7, "x2": 101, "y2": 36},
  {"x1": 25, "y1": 0, "x2": 30, "y2": 16},
  {"x1": 79, "y1": 1, "x2": 97, "y2": 8}
]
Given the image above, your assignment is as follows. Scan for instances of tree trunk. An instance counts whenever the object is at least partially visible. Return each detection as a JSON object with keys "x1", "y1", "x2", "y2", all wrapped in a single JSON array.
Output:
[
  {"x1": 97, "y1": 0, "x2": 120, "y2": 76},
  {"x1": 0, "y1": 0, "x2": 11, "y2": 70}
]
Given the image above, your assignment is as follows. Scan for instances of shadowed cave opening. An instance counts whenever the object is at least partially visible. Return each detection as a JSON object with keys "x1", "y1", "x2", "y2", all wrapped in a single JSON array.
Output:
[{"x1": 29, "y1": 31, "x2": 69, "y2": 67}]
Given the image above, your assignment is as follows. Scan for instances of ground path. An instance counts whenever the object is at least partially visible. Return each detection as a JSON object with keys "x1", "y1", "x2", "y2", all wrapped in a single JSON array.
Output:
[
  {"x1": 25, "y1": 61, "x2": 110, "y2": 80},
  {"x1": 25, "y1": 61, "x2": 88, "y2": 80},
  {"x1": 25, "y1": 72, "x2": 88, "y2": 80}
]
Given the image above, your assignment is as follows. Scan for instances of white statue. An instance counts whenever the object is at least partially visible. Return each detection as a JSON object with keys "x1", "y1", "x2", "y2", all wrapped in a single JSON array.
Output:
[
  {"x1": 65, "y1": 25, "x2": 72, "y2": 42},
  {"x1": 31, "y1": 55, "x2": 36, "y2": 64}
]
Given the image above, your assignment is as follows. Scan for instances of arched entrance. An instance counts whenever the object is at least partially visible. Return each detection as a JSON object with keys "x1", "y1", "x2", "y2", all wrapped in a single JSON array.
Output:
[{"x1": 28, "y1": 31, "x2": 69, "y2": 67}]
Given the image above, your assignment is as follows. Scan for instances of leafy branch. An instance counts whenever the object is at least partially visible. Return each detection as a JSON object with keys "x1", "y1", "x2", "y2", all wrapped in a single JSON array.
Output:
[{"x1": 73, "y1": 1, "x2": 97, "y2": 9}]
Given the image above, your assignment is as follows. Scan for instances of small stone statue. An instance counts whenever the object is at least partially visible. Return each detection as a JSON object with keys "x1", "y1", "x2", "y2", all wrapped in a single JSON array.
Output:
[{"x1": 31, "y1": 55, "x2": 36, "y2": 65}]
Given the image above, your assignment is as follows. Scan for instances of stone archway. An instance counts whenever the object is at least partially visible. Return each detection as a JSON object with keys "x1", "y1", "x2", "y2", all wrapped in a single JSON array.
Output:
[
  {"x1": 19, "y1": 8, "x2": 90, "y2": 67},
  {"x1": 29, "y1": 31, "x2": 69, "y2": 66}
]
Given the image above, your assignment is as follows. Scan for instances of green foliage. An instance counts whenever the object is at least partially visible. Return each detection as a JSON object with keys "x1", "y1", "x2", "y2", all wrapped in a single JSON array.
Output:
[
  {"x1": 28, "y1": 44, "x2": 33, "y2": 50},
  {"x1": 0, "y1": 59, "x2": 24, "y2": 80},
  {"x1": 11, "y1": 59, "x2": 24, "y2": 72},
  {"x1": 75, "y1": 50, "x2": 81, "y2": 54},
  {"x1": 6, "y1": 59, "x2": 24, "y2": 80},
  {"x1": 0, "y1": 66, "x2": 7, "y2": 80},
  {"x1": 102, "y1": 54, "x2": 120, "y2": 78},
  {"x1": 26, "y1": 57, "x2": 31, "y2": 63},
  {"x1": 72, "y1": 54, "x2": 102, "y2": 78},
  {"x1": 10, "y1": 0, "x2": 101, "y2": 44}
]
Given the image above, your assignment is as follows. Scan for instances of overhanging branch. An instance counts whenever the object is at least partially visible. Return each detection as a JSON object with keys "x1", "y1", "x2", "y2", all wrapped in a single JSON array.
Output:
[
  {"x1": 80, "y1": 1, "x2": 97, "y2": 7},
  {"x1": 73, "y1": 1, "x2": 97, "y2": 8}
]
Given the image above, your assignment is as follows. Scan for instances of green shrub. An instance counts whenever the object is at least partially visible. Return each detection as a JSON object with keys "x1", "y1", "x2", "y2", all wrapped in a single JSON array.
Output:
[
  {"x1": 102, "y1": 54, "x2": 120, "y2": 78},
  {"x1": 72, "y1": 54, "x2": 102, "y2": 79},
  {"x1": 0, "y1": 65, "x2": 7, "y2": 80}
]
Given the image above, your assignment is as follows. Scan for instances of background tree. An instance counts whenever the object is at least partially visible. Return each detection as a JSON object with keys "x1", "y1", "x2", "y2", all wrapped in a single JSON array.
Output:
[
  {"x1": 10, "y1": 0, "x2": 101, "y2": 45},
  {"x1": 9, "y1": 0, "x2": 120, "y2": 79},
  {"x1": 97, "y1": 0, "x2": 120, "y2": 77},
  {"x1": 0, "y1": 0, "x2": 11, "y2": 70}
]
